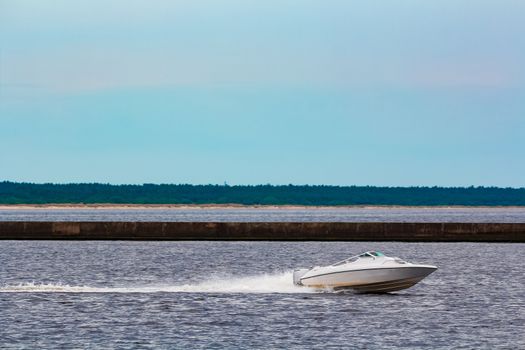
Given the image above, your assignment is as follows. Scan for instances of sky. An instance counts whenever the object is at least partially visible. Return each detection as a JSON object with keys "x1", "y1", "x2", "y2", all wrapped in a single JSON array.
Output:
[{"x1": 1, "y1": 0, "x2": 524, "y2": 186}]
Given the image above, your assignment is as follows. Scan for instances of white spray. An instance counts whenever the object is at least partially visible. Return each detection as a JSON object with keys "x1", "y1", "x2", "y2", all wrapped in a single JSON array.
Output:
[{"x1": 0, "y1": 271, "x2": 322, "y2": 294}]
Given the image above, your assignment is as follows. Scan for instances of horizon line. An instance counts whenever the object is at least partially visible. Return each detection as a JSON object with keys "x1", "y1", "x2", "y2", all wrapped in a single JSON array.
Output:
[{"x1": 1, "y1": 181, "x2": 524, "y2": 190}]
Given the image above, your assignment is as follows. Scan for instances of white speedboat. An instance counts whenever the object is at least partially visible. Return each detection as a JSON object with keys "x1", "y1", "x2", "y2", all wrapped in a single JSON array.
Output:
[{"x1": 293, "y1": 251, "x2": 437, "y2": 293}]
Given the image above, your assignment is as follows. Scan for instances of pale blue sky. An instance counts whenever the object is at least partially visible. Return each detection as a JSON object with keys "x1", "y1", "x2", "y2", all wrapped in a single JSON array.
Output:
[{"x1": 1, "y1": 0, "x2": 524, "y2": 186}]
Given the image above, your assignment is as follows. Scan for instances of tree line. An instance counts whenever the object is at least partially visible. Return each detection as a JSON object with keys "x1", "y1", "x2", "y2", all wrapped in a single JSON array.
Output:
[{"x1": 0, "y1": 181, "x2": 523, "y2": 206}]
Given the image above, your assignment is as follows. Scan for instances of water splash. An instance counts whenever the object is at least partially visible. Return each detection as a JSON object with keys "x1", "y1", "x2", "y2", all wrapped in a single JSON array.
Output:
[{"x1": 0, "y1": 271, "x2": 321, "y2": 294}]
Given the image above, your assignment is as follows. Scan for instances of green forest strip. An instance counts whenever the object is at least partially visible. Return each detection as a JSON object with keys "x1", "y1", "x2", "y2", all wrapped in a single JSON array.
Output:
[{"x1": 1, "y1": 181, "x2": 524, "y2": 206}]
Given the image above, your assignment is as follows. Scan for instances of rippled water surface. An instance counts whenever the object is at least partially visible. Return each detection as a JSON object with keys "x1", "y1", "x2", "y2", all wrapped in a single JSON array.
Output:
[
  {"x1": 1, "y1": 241, "x2": 524, "y2": 349},
  {"x1": 1, "y1": 207, "x2": 525, "y2": 222}
]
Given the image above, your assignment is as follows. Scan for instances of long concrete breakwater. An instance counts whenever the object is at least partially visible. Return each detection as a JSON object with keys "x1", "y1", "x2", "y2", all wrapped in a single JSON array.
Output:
[{"x1": 1, "y1": 221, "x2": 524, "y2": 241}]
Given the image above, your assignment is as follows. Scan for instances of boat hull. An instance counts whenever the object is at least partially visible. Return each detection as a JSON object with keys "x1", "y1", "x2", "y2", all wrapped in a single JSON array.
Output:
[{"x1": 300, "y1": 266, "x2": 436, "y2": 293}]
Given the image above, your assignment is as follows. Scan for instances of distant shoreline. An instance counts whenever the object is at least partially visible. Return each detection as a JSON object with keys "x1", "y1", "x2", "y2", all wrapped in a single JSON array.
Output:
[
  {"x1": 1, "y1": 204, "x2": 525, "y2": 210},
  {"x1": 3, "y1": 182, "x2": 524, "y2": 207}
]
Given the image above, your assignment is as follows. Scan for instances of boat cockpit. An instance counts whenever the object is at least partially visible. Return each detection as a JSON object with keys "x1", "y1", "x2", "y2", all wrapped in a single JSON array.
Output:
[{"x1": 332, "y1": 251, "x2": 385, "y2": 266}]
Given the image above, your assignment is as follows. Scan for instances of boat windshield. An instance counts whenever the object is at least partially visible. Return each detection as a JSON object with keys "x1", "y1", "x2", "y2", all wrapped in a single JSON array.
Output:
[
  {"x1": 332, "y1": 251, "x2": 385, "y2": 266},
  {"x1": 360, "y1": 251, "x2": 385, "y2": 258}
]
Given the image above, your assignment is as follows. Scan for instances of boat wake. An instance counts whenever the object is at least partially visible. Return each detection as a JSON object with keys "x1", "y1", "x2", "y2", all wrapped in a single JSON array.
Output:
[{"x1": 0, "y1": 271, "x2": 322, "y2": 294}]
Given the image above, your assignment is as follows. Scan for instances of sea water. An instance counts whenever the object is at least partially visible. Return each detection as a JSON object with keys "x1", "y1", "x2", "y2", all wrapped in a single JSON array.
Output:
[
  {"x1": 1, "y1": 241, "x2": 524, "y2": 349},
  {"x1": 1, "y1": 206, "x2": 525, "y2": 222}
]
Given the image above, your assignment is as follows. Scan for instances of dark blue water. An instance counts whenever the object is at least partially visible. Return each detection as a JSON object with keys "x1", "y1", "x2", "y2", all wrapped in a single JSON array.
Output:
[
  {"x1": 1, "y1": 241, "x2": 524, "y2": 349},
  {"x1": 1, "y1": 207, "x2": 525, "y2": 222}
]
